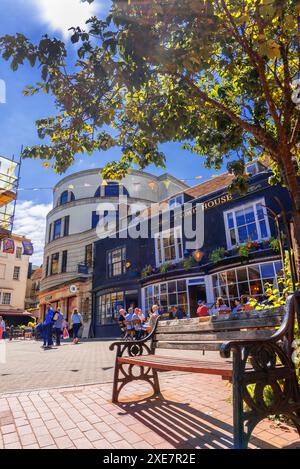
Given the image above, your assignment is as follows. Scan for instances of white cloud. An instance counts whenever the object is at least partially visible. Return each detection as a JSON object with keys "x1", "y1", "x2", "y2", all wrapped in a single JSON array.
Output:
[
  {"x1": 13, "y1": 200, "x2": 52, "y2": 266},
  {"x1": 30, "y1": 0, "x2": 105, "y2": 38}
]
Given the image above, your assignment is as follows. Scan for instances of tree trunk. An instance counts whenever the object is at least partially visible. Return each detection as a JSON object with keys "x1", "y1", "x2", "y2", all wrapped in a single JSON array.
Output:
[
  {"x1": 279, "y1": 148, "x2": 300, "y2": 284},
  {"x1": 290, "y1": 208, "x2": 300, "y2": 283}
]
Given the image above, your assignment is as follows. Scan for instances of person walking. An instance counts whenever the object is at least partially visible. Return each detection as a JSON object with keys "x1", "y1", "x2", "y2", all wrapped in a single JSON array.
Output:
[
  {"x1": 43, "y1": 304, "x2": 54, "y2": 349},
  {"x1": 54, "y1": 308, "x2": 64, "y2": 346},
  {"x1": 0, "y1": 316, "x2": 5, "y2": 340},
  {"x1": 71, "y1": 309, "x2": 83, "y2": 344}
]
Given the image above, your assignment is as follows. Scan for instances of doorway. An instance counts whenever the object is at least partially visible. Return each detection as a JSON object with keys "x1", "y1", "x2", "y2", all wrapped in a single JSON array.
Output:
[
  {"x1": 188, "y1": 284, "x2": 207, "y2": 317},
  {"x1": 125, "y1": 291, "x2": 139, "y2": 310}
]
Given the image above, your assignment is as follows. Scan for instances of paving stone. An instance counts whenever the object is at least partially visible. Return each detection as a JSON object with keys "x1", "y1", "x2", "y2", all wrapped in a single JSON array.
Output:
[{"x1": 1, "y1": 341, "x2": 299, "y2": 449}]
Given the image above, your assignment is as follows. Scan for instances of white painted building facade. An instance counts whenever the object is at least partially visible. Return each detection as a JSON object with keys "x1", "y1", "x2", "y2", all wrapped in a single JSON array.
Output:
[{"x1": 39, "y1": 169, "x2": 188, "y2": 321}]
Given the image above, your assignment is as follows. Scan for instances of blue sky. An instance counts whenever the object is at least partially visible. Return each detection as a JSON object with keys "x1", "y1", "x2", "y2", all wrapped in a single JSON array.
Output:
[{"x1": 0, "y1": 0, "x2": 228, "y2": 263}]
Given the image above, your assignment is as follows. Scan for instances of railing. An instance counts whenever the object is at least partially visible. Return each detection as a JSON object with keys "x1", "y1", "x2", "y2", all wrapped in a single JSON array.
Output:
[
  {"x1": 0, "y1": 210, "x2": 13, "y2": 231},
  {"x1": 0, "y1": 171, "x2": 18, "y2": 192}
]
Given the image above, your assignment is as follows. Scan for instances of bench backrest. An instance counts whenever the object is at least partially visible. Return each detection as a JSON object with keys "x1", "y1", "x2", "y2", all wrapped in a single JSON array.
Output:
[{"x1": 154, "y1": 307, "x2": 285, "y2": 351}]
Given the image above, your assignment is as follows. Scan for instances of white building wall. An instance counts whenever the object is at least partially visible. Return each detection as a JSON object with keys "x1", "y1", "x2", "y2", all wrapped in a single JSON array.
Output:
[
  {"x1": 0, "y1": 236, "x2": 30, "y2": 310},
  {"x1": 41, "y1": 169, "x2": 188, "y2": 292}
]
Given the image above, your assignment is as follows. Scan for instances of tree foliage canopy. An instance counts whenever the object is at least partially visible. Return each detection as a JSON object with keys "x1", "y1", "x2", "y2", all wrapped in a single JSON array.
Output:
[{"x1": 1, "y1": 0, "x2": 300, "y2": 190}]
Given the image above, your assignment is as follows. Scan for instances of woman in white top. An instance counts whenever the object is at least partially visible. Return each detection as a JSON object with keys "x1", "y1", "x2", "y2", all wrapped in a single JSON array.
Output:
[{"x1": 216, "y1": 297, "x2": 230, "y2": 315}]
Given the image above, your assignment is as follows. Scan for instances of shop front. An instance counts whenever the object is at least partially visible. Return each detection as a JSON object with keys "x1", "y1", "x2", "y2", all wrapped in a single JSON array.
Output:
[
  {"x1": 141, "y1": 258, "x2": 283, "y2": 316},
  {"x1": 142, "y1": 275, "x2": 208, "y2": 318},
  {"x1": 39, "y1": 279, "x2": 92, "y2": 323},
  {"x1": 93, "y1": 286, "x2": 139, "y2": 338}
]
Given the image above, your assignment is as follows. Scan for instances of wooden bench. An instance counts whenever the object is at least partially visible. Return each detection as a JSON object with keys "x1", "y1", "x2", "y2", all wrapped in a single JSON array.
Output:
[{"x1": 110, "y1": 293, "x2": 300, "y2": 449}]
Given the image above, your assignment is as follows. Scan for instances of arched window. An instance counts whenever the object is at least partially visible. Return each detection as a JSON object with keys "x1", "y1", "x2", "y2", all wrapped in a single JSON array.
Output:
[
  {"x1": 60, "y1": 191, "x2": 69, "y2": 205},
  {"x1": 60, "y1": 190, "x2": 75, "y2": 205},
  {"x1": 105, "y1": 182, "x2": 119, "y2": 197},
  {"x1": 94, "y1": 187, "x2": 101, "y2": 198}
]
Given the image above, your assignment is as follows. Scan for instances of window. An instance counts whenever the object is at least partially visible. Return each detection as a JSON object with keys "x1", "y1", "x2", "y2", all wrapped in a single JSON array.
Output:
[
  {"x1": 169, "y1": 194, "x2": 183, "y2": 209},
  {"x1": 2, "y1": 292, "x2": 11, "y2": 305},
  {"x1": 48, "y1": 224, "x2": 52, "y2": 244},
  {"x1": 211, "y1": 261, "x2": 283, "y2": 308},
  {"x1": 97, "y1": 291, "x2": 124, "y2": 325},
  {"x1": 92, "y1": 211, "x2": 99, "y2": 229},
  {"x1": 85, "y1": 244, "x2": 93, "y2": 268},
  {"x1": 107, "y1": 247, "x2": 126, "y2": 278},
  {"x1": 105, "y1": 182, "x2": 119, "y2": 197},
  {"x1": 61, "y1": 251, "x2": 68, "y2": 273},
  {"x1": 155, "y1": 227, "x2": 183, "y2": 266},
  {"x1": 50, "y1": 253, "x2": 59, "y2": 275},
  {"x1": 92, "y1": 210, "x2": 117, "y2": 231},
  {"x1": 13, "y1": 266, "x2": 20, "y2": 280},
  {"x1": 143, "y1": 280, "x2": 188, "y2": 316},
  {"x1": 60, "y1": 191, "x2": 68, "y2": 205},
  {"x1": 95, "y1": 182, "x2": 120, "y2": 198},
  {"x1": 64, "y1": 216, "x2": 70, "y2": 237},
  {"x1": 45, "y1": 256, "x2": 49, "y2": 277},
  {"x1": 0, "y1": 264, "x2": 5, "y2": 279},
  {"x1": 53, "y1": 219, "x2": 62, "y2": 240},
  {"x1": 60, "y1": 190, "x2": 75, "y2": 205},
  {"x1": 16, "y1": 247, "x2": 22, "y2": 259},
  {"x1": 224, "y1": 199, "x2": 270, "y2": 249}
]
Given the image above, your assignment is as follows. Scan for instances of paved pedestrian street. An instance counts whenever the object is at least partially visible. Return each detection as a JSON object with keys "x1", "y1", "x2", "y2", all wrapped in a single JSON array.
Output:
[{"x1": 0, "y1": 340, "x2": 299, "y2": 449}]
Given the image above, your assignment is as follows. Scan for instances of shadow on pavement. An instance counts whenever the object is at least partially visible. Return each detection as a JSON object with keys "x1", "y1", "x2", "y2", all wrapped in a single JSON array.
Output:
[{"x1": 116, "y1": 396, "x2": 283, "y2": 449}]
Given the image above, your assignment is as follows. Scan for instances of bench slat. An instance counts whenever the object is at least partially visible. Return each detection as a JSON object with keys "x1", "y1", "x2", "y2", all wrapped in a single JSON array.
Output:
[
  {"x1": 156, "y1": 315, "x2": 283, "y2": 334},
  {"x1": 155, "y1": 341, "x2": 222, "y2": 351},
  {"x1": 155, "y1": 330, "x2": 274, "y2": 342},
  {"x1": 118, "y1": 354, "x2": 233, "y2": 377}
]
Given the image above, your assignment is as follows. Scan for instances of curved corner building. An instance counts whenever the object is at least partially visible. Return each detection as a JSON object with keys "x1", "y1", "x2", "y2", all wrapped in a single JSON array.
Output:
[{"x1": 39, "y1": 169, "x2": 188, "y2": 324}]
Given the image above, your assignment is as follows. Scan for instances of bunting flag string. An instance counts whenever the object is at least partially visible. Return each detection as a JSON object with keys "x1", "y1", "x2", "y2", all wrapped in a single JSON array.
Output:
[{"x1": 16, "y1": 175, "x2": 206, "y2": 192}]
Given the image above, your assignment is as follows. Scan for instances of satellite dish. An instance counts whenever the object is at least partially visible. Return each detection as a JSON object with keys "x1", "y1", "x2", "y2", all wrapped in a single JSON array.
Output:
[{"x1": 69, "y1": 285, "x2": 78, "y2": 294}]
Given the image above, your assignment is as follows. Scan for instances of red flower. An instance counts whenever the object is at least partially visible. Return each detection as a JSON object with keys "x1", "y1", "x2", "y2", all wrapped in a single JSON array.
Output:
[{"x1": 247, "y1": 243, "x2": 252, "y2": 248}]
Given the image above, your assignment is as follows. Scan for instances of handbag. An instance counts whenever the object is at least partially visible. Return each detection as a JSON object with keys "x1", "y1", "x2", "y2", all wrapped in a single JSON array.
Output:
[{"x1": 63, "y1": 327, "x2": 69, "y2": 339}]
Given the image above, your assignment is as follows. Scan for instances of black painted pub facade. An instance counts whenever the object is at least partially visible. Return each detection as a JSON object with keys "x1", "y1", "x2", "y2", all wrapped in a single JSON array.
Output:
[{"x1": 92, "y1": 166, "x2": 293, "y2": 338}]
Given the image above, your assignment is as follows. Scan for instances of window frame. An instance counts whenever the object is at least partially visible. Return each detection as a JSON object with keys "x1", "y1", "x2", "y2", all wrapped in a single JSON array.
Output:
[
  {"x1": 61, "y1": 250, "x2": 68, "y2": 273},
  {"x1": 223, "y1": 198, "x2": 271, "y2": 249},
  {"x1": 169, "y1": 194, "x2": 183, "y2": 209},
  {"x1": 107, "y1": 246, "x2": 126, "y2": 278},
  {"x1": 53, "y1": 219, "x2": 62, "y2": 240},
  {"x1": 2, "y1": 292, "x2": 11, "y2": 305},
  {"x1": 211, "y1": 260, "x2": 283, "y2": 307},
  {"x1": 60, "y1": 190, "x2": 69, "y2": 205},
  {"x1": 85, "y1": 244, "x2": 93, "y2": 269},
  {"x1": 13, "y1": 266, "x2": 20, "y2": 281},
  {"x1": 50, "y1": 253, "x2": 60, "y2": 276},
  {"x1": 155, "y1": 226, "x2": 183, "y2": 267},
  {"x1": 16, "y1": 247, "x2": 22, "y2": 259},
  {"x1": 64, "y1": 216, "x2": 70, "y2": 237}
]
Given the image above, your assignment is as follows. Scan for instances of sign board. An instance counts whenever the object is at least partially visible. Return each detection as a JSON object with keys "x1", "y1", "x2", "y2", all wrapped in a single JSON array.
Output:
[
  {"x1": 78, "y1": 264, "x2": 89, "y2": 274},
  {"x1": 81, "y1": 319, "x2": 91, "y2": 339}
]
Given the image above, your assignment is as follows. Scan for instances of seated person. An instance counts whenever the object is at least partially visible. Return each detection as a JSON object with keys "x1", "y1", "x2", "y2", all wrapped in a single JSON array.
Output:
[
  {"x1": 118, "y1": 309, "x2": 126, "y2": 337},
  {"x1": 124, "y1": 308, "x2": 135, "y2": 340},
  {"x1": 232, "y1": 299, "x2": 243, "y2": 315},
  {"x1": 196, "y1": 300, "x2": 209, "y2": 317}
]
